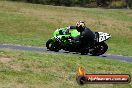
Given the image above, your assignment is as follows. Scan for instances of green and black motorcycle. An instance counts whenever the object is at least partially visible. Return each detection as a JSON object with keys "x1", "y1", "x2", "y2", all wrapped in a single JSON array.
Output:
[{"x1": 46, "y1": 27, "x2": 111, "y2": 56}]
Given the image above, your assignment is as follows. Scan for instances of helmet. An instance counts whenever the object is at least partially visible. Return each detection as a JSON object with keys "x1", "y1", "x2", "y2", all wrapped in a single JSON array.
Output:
[
  {"x1": 76, "y1": 21, "x2": 85, "y2": 32},
  {"x1": 76, "y1": 21, "x2": 85, "y2": 28}
]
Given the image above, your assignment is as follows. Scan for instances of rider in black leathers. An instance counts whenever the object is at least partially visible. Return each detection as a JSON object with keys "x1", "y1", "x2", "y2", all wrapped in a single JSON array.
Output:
[{"x1": 70, "y1": 21, "x2": 95, "y2": 54}]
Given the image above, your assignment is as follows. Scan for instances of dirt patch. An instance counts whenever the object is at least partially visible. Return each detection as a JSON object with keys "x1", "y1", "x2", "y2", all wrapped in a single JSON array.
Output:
[{"x1": 0, "y1": 57, "x2": 12, "y2": 63}]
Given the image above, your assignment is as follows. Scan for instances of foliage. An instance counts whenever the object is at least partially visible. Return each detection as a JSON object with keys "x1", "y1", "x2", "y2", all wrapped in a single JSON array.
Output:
[
  {"x1": 127, "y1": 0, "x2": 132, "y2": 8},
  {"x1": 9, "y1": 0, "x2": 92, "y2": 6},
  {"x1": 9, "y1": 0, "x2": 132, "y2": 8}
]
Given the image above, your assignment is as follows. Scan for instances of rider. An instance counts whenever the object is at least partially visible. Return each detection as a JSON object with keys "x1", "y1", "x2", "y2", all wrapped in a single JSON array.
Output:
[
  {"x1": 73, "y1": 21, "x2": 95, "y2": 54},
  {"x1": 76, "y1": 21, "x2": 95, "y2": 45}
]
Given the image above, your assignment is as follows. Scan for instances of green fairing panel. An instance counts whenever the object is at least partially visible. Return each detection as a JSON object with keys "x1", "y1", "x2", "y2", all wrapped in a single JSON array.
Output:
[
  {"x1": 51, "y1": 37, "x2": 56, "y2": 41},
  {"x1": 53, "y1": 27, "x2": 67, "y2": 36},
  {"x1": 53, "y1": 28, "x2": 80, "y2": 38},
  {"x1": 53, "y1": 29, "x2": 59, "y2": 36},
  {"x1": 70, "y1": 29, "x2": 80, "y2": 37}
]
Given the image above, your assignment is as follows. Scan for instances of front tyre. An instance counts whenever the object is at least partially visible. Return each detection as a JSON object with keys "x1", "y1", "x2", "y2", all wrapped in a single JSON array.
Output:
[
  {"x1": 46, "y1": 39, "x2": 54, "y2": 51},
  {"x1": 90, "y1": 42, "x2": 108, "y2": 56},
  {"x1": 46, "y1": 39, "x2": 60, "y2": 52}
]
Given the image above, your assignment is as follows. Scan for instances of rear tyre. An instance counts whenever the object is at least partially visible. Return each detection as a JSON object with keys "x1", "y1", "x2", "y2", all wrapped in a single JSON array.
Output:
[{"x1": 90, "y1": 42, "x2": 108, "y2": 56}]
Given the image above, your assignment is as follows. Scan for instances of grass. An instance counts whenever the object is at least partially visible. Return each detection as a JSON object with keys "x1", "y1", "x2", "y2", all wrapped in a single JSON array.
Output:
[
  {"x1": 0, "y1": 0, "x2": 132, "y2": 55},
  {"x1": 0, "y1": 49, "x2": 132, "y2": 88}
]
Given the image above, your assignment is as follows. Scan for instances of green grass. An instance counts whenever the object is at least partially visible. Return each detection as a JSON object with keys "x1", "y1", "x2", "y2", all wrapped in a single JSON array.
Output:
[
  {"x1": 0, "y1": 49, "x2": 132, "y2": 88},
  {"x1": 0, "y1": 1, "x2": 132, "y2": 55}
]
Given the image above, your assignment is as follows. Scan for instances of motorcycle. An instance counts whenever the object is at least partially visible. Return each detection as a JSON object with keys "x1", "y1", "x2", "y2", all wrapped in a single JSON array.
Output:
[{"x1": 46, "y1": 28, "x2": 111, "y2": 56}]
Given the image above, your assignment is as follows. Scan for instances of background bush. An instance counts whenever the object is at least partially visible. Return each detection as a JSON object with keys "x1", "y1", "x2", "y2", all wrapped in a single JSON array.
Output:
[{"x1": 9, "y1": 0, "x2": 132, "y2": 8}]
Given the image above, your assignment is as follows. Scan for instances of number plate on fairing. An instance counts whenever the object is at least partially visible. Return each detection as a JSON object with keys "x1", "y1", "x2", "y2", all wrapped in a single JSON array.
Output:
[{"x1": 98, "y1": 32, "x2": 111, "y2": 42}]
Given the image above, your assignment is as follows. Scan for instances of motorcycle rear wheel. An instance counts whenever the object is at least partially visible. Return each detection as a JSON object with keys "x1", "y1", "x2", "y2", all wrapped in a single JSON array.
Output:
[{"x1": 90, "y1": 42, "x2": 108, "y2": 56}]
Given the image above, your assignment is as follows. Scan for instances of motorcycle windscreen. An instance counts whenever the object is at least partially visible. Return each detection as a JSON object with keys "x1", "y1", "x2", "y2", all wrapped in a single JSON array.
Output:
[{"x1": 98, "y1": 32, "x2": 111, "y2": 42}]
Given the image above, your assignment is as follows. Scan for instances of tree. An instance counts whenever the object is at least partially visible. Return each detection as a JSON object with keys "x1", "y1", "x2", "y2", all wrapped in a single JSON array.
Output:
[
  {"x1": 126, "y1": 0, "x2": 132, "y2": 8},
  {"x1": 96, "y1": 0, "x2": 111, "y2": 7}
]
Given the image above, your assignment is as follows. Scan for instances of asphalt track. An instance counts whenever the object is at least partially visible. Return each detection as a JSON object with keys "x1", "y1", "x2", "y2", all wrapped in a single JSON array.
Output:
[{"x1": 0, "y1": 44, "x2": 132, "y2": 62}]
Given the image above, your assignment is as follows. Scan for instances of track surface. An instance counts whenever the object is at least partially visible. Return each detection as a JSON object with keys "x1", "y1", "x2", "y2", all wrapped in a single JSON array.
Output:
[{"x1": 0, "y1": 44, "x2": 132, "y2": 62}]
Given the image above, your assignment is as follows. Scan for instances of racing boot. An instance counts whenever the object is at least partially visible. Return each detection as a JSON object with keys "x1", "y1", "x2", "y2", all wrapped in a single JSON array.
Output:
[{"x1": 80, "y1": 47, "x2": 89, "y2": 55}]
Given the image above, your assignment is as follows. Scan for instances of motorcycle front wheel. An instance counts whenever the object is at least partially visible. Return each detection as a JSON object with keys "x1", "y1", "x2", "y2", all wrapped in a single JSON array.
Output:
[{"x1": 46, "y1": 39, "x2": 60, "y2": 52}]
